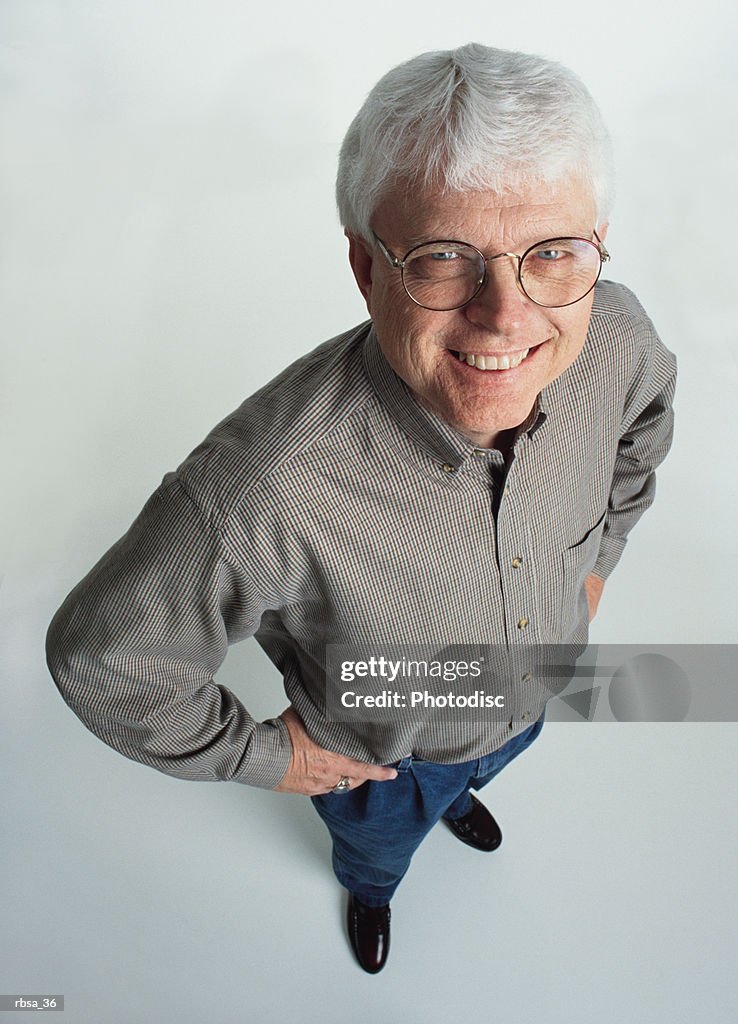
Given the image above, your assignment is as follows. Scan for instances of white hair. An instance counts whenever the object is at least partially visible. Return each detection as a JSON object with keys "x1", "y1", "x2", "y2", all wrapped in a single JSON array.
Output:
[{"x1": 336, "y1": 42, "x2": 615, "y2": 240}]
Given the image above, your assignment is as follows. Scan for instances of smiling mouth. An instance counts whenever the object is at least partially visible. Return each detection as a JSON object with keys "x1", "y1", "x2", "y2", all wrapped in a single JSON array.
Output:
[{"x1": 451, "y1": 345, "x2": 541, "y2": 371}]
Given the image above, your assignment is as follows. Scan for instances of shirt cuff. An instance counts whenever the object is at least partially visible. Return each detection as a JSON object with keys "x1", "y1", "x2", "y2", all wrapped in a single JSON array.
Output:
[
  {"x1": 593, "y1": 534, "x2": 628, "y2": 581},
  {"x1": 233, "y1": 717, "x2": 293, "y2": 789}
]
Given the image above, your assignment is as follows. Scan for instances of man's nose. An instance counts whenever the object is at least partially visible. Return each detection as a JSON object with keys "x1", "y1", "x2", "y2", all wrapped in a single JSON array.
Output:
[{"x1": 463, "y1": 255, "x2": 536, "y2": 332}]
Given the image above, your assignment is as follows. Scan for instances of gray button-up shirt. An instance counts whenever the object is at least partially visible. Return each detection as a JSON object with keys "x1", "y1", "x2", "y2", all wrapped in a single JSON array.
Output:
[{"x1": 46, "y1": 281, "x2": 677, "y2": 788}]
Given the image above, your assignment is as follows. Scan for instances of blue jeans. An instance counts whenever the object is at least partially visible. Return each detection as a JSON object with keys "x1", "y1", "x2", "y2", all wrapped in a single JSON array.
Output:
[{"x1": 311, "y1": 716, "x2": 544, "y2": 906}]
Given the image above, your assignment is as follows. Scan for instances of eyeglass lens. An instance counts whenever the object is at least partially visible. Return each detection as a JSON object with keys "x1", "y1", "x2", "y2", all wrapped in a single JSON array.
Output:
[{"x1": 401, "y1": 238, "x2": 603, "y2": 310}]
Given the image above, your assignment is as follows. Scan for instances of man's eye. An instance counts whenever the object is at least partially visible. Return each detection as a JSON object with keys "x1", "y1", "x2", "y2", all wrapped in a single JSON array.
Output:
[
  {"x1": 536, "y1": 249, "x2": 564, "y2": 260},
  {"x1": 430, "y1": 251, "x2": 459, "y2": 261}
]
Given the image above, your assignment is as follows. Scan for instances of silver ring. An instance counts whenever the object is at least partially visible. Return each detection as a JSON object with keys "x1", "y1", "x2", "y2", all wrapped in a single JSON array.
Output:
[{"x1": 332, "y1": 775, "x2": 351, "y2": 794}]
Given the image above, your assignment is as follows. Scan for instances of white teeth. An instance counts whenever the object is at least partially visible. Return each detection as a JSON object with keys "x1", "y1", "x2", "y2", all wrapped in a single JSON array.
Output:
[{"x1": 456, "y1": 348, "x2": 530, "y2": 371}]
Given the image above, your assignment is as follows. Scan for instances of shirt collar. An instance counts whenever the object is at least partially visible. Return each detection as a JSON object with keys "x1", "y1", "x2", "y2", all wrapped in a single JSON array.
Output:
[{"x1": 362, "y1": 325, "x2": 548, "y2": 464}]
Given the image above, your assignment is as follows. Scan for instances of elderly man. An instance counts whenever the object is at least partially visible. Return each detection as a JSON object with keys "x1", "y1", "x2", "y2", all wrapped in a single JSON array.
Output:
[{"x1": 46, "y1": 43, "x2": 676, "y2": 973}]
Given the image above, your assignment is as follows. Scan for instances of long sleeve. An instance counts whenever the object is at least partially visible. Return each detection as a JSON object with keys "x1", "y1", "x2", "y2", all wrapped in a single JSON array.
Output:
[
  {"x1": 45, "y1": 473, "x2": 292, "y2": 788},
  {"x1": 593, "y1": 323, "x2": 677, "y2": 580}
]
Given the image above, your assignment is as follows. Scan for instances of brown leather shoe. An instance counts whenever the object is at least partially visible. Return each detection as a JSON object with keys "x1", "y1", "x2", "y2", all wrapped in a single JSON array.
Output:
[
  {"x1": 346, "y1": 893, "x2": 391, "y2": 974},
  {"x1": 443, "y1": 793, "x2": 503, "y2": 851}
]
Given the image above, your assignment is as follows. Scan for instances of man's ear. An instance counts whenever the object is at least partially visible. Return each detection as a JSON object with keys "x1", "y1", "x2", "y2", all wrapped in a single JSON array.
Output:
[
  {"x1": 596, "y1": 219, "x2": 609, "y2": 243},
  {"x1": 346, "y1": 231, "x2": 374, "y2": 313}
]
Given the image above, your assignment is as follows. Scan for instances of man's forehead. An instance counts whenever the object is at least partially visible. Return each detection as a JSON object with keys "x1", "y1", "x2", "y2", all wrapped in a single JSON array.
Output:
[{"x1": 373, "y1": 178, "x2": 597, "y2": 246}]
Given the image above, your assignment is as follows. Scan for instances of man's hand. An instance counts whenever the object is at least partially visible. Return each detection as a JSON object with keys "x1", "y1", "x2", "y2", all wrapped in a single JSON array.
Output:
[
  {"x1": 275, "y1": 706, "x2": 398, "y2": 796},
  {"x1": 584, "y1": 573, "x2": 605, "y2": 621}
]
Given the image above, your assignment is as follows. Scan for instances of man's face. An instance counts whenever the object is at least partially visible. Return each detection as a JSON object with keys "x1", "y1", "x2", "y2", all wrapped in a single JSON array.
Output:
[{"x1": 348, "y1": 179, "x2": 607, "y2": 448}]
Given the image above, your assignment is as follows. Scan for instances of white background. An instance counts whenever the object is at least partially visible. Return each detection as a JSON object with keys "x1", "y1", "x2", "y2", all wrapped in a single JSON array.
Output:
[{"x1": 1, "y1": 2, "x2": 736, "y2": 1022}]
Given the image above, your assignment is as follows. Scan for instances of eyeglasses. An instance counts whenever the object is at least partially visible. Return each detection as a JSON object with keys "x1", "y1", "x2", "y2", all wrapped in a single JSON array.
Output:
[{"x1": 374, "y1": 231, "x2": 610, "y2": 311}]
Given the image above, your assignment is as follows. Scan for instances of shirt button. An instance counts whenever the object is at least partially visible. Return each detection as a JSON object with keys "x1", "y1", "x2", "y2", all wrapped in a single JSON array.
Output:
[
  {"x1": 521, "y1": 672, "x2": 532, "y2": 682},
  {"x1": 511, "y1": 556, "x2": 522, "y2": 568},
  {"x1": 517, "y1": 617, "x2": 529, "y2": 629},
  {"x1": 441, "y1": 463, "x2": 456, "y2": 473},
  {"x1": 522, "y1": 711, "x2": 531, "y2": 722}
]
